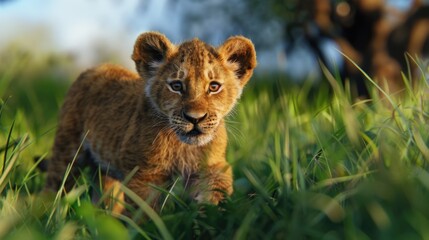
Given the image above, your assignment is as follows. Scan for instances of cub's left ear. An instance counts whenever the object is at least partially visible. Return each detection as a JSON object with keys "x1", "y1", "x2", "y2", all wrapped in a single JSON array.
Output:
[
  {"x1": 132, "y1": 32, "x2": 175, "y2": 79},
  {"x1": 218, "y1": 36, "x2": 257, "y2": 86}
]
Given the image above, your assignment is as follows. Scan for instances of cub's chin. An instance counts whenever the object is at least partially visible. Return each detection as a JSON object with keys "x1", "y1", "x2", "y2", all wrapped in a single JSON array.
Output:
[{"x1": 176, "y1": 129, "x2": 214, "y2": 146}]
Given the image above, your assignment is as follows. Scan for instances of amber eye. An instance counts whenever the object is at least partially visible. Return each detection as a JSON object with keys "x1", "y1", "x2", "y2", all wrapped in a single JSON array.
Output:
[
  {"x1": 208, "y1": 82, "x2": 222, "y2": 94},
  {"x1": 169, "y1": 81, "x2": 184, "y2": 93}
]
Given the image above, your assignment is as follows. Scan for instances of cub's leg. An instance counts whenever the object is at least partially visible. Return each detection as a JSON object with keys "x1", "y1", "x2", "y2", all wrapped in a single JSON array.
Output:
[
  {"x1": 44, "y1": 116, "x2": 84, "y2": 192},
  {"x1": 101, "y1": 175, "x2": 125, "y2": 214},
  {"x1": 125, "y1": 170, "x2": 168, "y2": 211},
  {"x1": 191, "y1": 162, "x2": 233, "y2": 205}
]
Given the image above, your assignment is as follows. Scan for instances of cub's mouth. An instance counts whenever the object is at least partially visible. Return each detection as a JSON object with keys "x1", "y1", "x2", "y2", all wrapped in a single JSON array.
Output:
[
  {"x1": 175, "y1": 127, "x2": 213, "y2": 146},
  {"x1": 184, "y1": 128, "x2": 203, "y2": 137}
]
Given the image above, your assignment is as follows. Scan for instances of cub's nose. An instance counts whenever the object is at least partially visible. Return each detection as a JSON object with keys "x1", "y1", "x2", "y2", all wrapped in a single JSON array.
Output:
[{"x1": 182, "y1": 111, "x2": 207, "y2": 124}]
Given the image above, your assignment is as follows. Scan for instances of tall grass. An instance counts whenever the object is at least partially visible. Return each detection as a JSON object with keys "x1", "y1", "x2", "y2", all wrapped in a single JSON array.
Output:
[{"x1": 1, "y1": 60, "x2": 429, "y2": 239}]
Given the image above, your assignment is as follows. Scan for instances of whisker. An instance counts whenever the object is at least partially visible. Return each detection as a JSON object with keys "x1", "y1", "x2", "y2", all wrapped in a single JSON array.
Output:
[{"x1": 225, "y1": 122, "x2": 244, "y2": 144}]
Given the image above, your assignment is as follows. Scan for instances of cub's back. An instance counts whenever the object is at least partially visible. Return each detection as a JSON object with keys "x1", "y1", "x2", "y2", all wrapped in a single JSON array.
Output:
[
  {"x1": 63, "y1": 63, "x2": 142, "y2": 116},
  {"x1": 59, "y1": 64, "x2": 143, "y2": 146}
]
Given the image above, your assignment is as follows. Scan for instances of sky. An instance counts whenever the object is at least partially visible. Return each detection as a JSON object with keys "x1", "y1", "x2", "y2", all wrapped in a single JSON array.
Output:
[{"x1": 0, "y1": 0, "x2": 180, "y2": 68}]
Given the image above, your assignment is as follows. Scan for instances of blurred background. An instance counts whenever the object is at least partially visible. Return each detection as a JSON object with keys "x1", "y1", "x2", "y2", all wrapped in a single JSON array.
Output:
[{"x1": 0, "y1": 0, "x2": 428, "y2": 97}]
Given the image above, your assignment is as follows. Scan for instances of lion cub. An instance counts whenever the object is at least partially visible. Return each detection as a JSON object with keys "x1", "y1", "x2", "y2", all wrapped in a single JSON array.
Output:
[{"x1": 45, "y1": 32, "x2": 257, "y2": 212}]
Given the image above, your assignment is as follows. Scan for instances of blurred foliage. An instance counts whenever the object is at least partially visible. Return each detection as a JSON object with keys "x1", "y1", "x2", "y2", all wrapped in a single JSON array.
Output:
[
  {"x1": 177, "y1": 0, "x2": 342, "y2": 48},
  {"x1": 177, "y1": 0, "x2": 284, "y2": 49}
]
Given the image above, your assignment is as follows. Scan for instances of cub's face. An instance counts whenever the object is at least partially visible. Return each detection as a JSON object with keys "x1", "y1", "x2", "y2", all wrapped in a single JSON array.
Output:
[{"x1": 132, "y1": 32, "x2": 257, "y2": 145}]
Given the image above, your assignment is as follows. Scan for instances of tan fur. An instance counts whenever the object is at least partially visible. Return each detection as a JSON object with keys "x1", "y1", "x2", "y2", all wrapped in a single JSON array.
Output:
[{"x1": 45, "y1": 32, "x2": 257, "y2": 213}]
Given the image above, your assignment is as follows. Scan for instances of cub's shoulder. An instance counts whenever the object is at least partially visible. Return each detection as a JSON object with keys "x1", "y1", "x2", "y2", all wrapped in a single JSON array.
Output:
[
  {"x1": 79, "y1": 63, "x2": 140, "y2": 82},
  {"x1": 67, "y1": 63, "x2": 142, "y2": 101},
  {"x1": 72, "y1": 63, "x2": 142, "y2": 92}
]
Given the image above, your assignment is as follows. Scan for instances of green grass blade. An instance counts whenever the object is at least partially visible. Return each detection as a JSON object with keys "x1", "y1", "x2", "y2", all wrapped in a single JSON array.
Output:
[
  {"x1": 119, "y1": 185, "x2": 173, "y2": 240},
  {"x1": 312, "y1": 171, "x2": 375, "y2": 190},
  {"x1": 2, "y1": 119, "x2": 15, "y2": 175},
  {"x1": 157, "y1": 177, "x2": 188, "y2": 212},
  {"x1": 339, "y1": 51, "x2": 397, "y2": 107},
  {"x1": 0, "y1": 136, "x2": 28, "y2": 194},
  {"x1": 46, "y1": 130, "x2": 90, "y2": 227},
  {"x1": 113, "y1": 214, "x2": 151, "y2": 240}
]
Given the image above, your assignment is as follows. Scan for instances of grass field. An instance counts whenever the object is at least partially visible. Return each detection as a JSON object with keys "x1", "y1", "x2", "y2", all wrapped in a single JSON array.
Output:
[{"x1": 1, "y1": 58, "x2": 429, "y2": 239}]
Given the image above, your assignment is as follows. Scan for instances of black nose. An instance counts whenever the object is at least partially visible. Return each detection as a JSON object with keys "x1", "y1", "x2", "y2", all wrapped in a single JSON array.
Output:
[{"x1": 182, "y1": 111, "x2": 207, "y2": 124}]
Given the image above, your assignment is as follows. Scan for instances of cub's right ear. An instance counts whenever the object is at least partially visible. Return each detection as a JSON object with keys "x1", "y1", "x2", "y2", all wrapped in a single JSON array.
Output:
[{"x1": 132, "y1": 32, "x2": 175, "y2": 79}]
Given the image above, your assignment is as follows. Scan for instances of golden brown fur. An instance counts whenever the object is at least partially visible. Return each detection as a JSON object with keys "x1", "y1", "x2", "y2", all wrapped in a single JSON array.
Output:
[{"x1": 44, "y1": 32, "x2": 257, "y2": 212}]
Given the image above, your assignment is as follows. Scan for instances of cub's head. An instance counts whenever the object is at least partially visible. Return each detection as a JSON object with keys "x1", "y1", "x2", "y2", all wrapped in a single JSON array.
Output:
[{"x1": 132, "y1": 32, "x2": 257, "y2": 146}]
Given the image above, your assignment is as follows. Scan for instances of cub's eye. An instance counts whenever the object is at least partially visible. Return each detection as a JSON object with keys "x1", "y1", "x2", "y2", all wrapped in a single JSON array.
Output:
[
  {"x1": 208, "y1": 82, "x2": 222, "y2": 94},
  {"x1": 168, "y1": 81, "x2": 184, "y2": 93}
]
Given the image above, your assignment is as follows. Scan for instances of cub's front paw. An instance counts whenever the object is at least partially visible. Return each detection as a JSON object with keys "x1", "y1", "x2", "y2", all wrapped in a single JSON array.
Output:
[{"x1": 193, "y1": 190, "x2": 226, "y2": 205}]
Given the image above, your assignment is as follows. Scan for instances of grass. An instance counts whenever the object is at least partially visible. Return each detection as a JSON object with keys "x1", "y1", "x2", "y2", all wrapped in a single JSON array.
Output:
[{"x1": 1, "y1": 58, "x2": 429, "y2": 239}]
